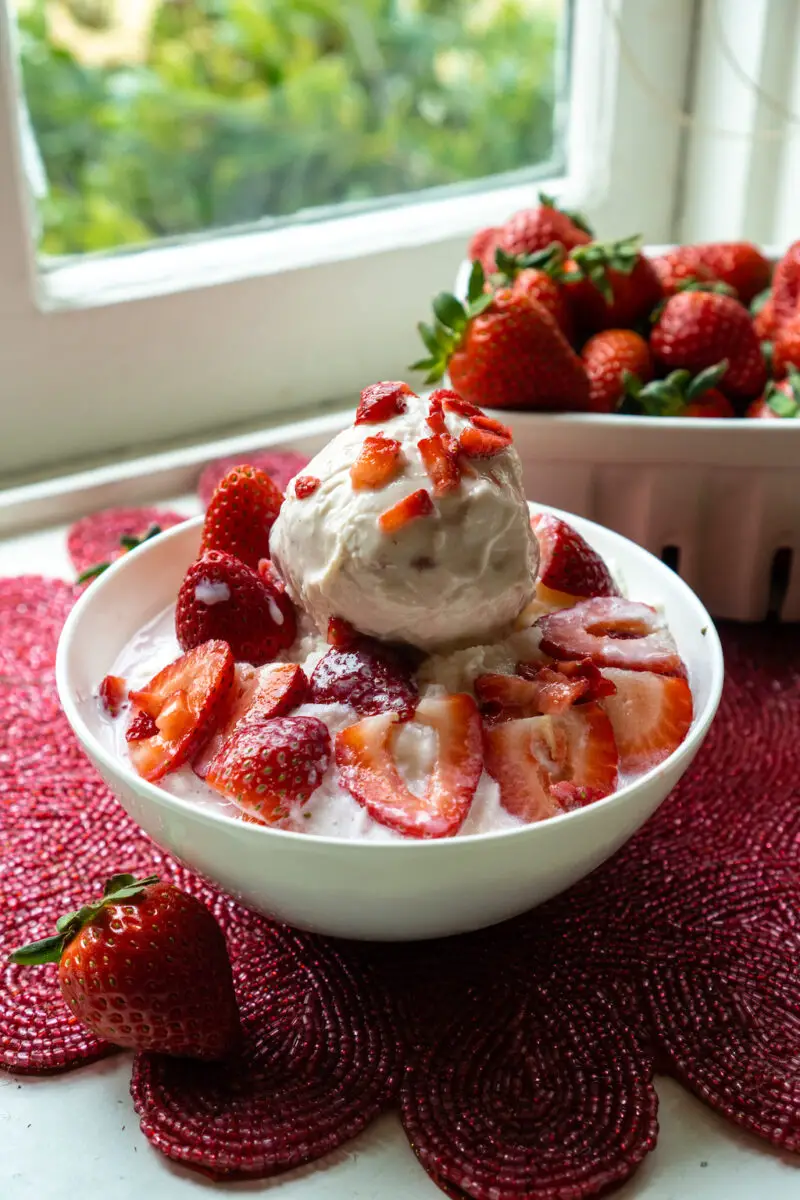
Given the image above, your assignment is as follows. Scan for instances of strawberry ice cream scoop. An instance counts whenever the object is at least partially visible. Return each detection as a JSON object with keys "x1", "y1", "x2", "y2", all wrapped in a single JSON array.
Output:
[{"x1": 269, "y1": 386, "x2": 538, "y2": 652}]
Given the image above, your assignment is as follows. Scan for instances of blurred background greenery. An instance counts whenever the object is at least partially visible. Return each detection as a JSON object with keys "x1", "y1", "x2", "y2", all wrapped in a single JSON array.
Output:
[{"x1": 13, "y1": 0, "x2": 566, "y2": 257}]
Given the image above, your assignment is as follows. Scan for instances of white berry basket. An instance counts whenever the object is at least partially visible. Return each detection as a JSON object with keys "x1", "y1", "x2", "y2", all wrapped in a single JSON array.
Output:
[{"x1": 453, "y1": 250, "x2": 799, "y2": 623}]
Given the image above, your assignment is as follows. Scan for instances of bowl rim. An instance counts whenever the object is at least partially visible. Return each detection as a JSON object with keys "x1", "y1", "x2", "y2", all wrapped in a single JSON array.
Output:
[{"x1": 56, "y1": 510, "x2": 724, "y2": 853}]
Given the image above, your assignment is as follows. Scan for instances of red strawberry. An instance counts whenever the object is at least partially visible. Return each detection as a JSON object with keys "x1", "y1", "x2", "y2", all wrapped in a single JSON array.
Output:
[
  {"x1": 537, "y1": 597, "x2": 685, "y2": 676},
  {"x1": 467, "y1": 225, "x2": 503, "y2": 276},
  {"x1": 294, "y1": 475, "x2": 321, "y2": 499},
  {"x1": 621, "y1": 361, "x2": 735, "y2": 418},
  {"x1": 650, "y1": 290, "x2": 767, "y2": 400},
  {"x1": 379, "y1": 488, "x2": 434, "y2": 534},
  {"x1": 418, "y1": 434, "x2": 460, "y2": 495},
  {"x1": 517, "y1": 658, "x2": 617, "y2": 704},
  {"x1": 355, "y1": 380, "x2": 415, "y2": 424},
  {"x1": 98, "y1": 674, "x2": 126, "y2": 717},
  {"x1": 414, "y1": 265, "x2": 590, "y2": 412},
  {"x1": 193, "y1": 662, "x2": 308, "y2": 778},
  {"x1": 690, "y1": 242, "x2": 771, "y2": 305},
  {"x1": 176, "y1": 551, "x2": 296, "y2": 666},
  {"x1": 581, "y1": 329, "x2": 653, "y2": 413},
  {"x1": 475, "y1": 663, "x2": 605, "y2": 723},
  {"x1": 310, "y1": 641, "x2": 418, "y2": 720},
  {"x1": 199, "y1": 465, "x2": 284, "y2": 571},
  {"x1": 650, "y1": 248, "x2": 718, "y2": 296},
  {"x1": 458, "y1": 417, "x2": 513, "y2": 458},
  {"x1": 206, "y1": 715, "x2": 331, "y2": 822},
  {"x1": 565, "y1": 237, "x2": 663, "y2": 334},
  {"x1": 350, "y1": 434, "x2": 403, "y2": 490},
  {"x1": 10, "y1": 873, "x2": 239, "y2": 1060},
  {"x1": 499, "y1": 193, "x2": 593, "y2": 257},
  {"x1": 752, "y1": 290, "x2": 776, "y2": 341},
  {"x1": 772, "y1": 240, "x2": 800, "y2": 328},
  {"x1": 773, "y1": 314, "x2": 800, "y2": 377},
  {"x1": 531, "y1": 513, "x2": 619, "y2": 599},
  {"x1": 335, "y1": 693, "x2": 482, "y2": 838},
  {"x1": 197, "y1": 450, "x2": 308, "y2": 506},
  {"x1": 484, "y1": 703, "x2": 617, "y2": 823},
  {"x1": 746, "y1": 368, "x2": 800, "y2": 419},
  {"x1": 327, "y1": 616, "x2": 358, "y2": 647},
  {"x1": 601, "y1": 668, "x2": 693, "y2": 772},
  {"x1": 126, "y1": 640, "x2": 234, "y2": 781},
  {"x1": 489, "y1": 245, "x2": 574, "y2": 340}
]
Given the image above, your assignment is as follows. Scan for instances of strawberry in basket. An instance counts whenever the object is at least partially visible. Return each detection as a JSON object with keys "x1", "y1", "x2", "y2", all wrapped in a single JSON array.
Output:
[
  {"x1": 468, "y1": 193, "x2": 593, "y2": 277},
  {"x1": 621, "y1": 361, "x2": 735, "y2": 419},
  {"x1": 563, "y1": 235, "x2": 663, "y2": 336},
  {"x1": 746, "y1": 367, "x2": 800, "y2": 420}
]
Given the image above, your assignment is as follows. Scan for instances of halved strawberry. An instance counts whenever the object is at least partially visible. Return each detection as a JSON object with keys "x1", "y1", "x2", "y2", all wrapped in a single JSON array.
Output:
[
  {"x1": 531, "y1": 513, "x2": 619, "y2": 599},
  {"x1": 418, "y1": 434, "x2": 461, "y2": 495},
  {"x1": 294, "y1": 475, "x2": 321, "y2": 499},
  {"x1": 355, "y1": 381, "x2": 415, "y2": 424},
  {"x1": 126, "y1": 641, "x2": 234, "y2": 782},
  {"x1": 193, "y1": 662, "x2": 308, "y2": 778},
  {"x1": 350, "y1": 434, "x2": 403, "y2": 490},
  {"x1": 335, "y1": 693, "x2": 482, "y2": 838},
  {"x1": 98, "y1": 674, "x2": 126, "y2": 717},
  {"x1": 206, "y1": 715, "x2": 331, "y2": 823},
  {"x1": 484, "y1": 703, "x2": 617, "y2": 823},
  {"x1": 601, "y1": 668, "x2": 693, "y2": 772},
  {"x1": 537, "y1": 597, "x2": 686, "y2": 676},
  {"x1": 379, "y1": 488, "x2": 434, "y2": 534},
  {"x1": 310, "y1": 641, "x2": 418, "y2": 720}
]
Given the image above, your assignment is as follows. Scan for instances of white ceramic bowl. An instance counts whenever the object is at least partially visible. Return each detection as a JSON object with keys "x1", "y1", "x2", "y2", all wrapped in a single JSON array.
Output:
[{"x1": 56, "y1": 509, "x2": 723, "y2": 941}]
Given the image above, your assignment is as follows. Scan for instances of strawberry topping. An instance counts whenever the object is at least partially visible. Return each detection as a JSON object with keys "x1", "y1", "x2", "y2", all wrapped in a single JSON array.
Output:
[
  {"x1": 294, "y1": 475, "x2": 321, "y2": 499},
  {"x1": 476, "y1": 659, "x2": 617, "y2": 723},
  {"x1": 310, "y1": 641, "x2": 418, "y2": 720},
  {"x1": 335, "y1": 693, "x2": 482, "y2": 838},
  {"x1": 98, "y1": 674, "x2": 127, "y2": 717},
  {"x1": 418, "y1": 434, "x2": 461, "y2": 495},
  {"x1": 355, "y1": 381, "x2": 415, "y2": 425},
  {"x1": 601, "y1": 668, "x2": 693, "y2": 772},
  {"x1": 351, "y1": 435, "x2": 403, "y2": 490},
  {"x1": 531, "y1": 513, "x2": 619, "y2": 599},
  {"x1": 440, "y1": 394, "x2": 483, "y2": 419},
  {"x1": 327, "y1": 617, "x2": 358, "y2": 648},
  {"x1": 458, "y1": 424, "x2": 512, "y2": 458},
  {"x1": 206, "y1": 715, "x2": 331, "y2": 823},
  {"x1": 537, "y1": 597, "x2": 686, "y2": 677},
  {"x1": 379, "y1": 488, "x2": 434, "y2": 534},
  {"x1": 126, "y1": 641, "x2": 234, "y2": 782}
]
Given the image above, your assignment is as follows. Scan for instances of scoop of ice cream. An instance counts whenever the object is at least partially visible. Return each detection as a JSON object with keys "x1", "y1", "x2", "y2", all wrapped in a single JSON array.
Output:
[{"x1": 269, "y1": 386, "x2": 538, "y2": 651}]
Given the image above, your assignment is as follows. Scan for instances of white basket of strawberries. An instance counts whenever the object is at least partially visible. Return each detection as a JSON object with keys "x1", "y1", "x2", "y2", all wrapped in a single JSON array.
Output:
[{"x1": 414, "y1": 196, "x2": 799, "y2": 623}]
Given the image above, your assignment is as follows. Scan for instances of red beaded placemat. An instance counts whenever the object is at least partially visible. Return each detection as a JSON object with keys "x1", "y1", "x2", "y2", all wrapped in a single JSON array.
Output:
[{"x1": 1, "y1": 508, "x2": 800, "y2": 1198}]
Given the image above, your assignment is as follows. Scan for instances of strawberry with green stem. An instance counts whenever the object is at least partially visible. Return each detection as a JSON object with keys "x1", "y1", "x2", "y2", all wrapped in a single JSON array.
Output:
[
  {"x1": 746, "y1": 366, "x2": 800, "y2": 419},
  {"x1": 621, "y1": 361, "x2": 734, "y2": 419},
  {"x1": 564, "y1": 235, "x2": 663, "y2": 334},
  {"x1": 488, "y1": 243, "x2": 574, "y2": 340}
]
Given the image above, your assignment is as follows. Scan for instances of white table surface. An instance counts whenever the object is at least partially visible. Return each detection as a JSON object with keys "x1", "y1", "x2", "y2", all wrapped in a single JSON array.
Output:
[{"x1": 1, "y1": 508, "x2": 798, "y2": 1200}]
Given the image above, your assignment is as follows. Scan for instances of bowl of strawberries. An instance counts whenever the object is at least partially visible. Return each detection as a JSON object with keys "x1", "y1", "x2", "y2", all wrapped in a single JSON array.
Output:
[{"x1": 416, "y1": 196, "x2": 799, "y2": 623}]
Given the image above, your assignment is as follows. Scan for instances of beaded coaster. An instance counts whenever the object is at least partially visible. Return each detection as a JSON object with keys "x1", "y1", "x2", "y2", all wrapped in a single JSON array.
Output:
[{"x1": 1, "y1": 515, "x2": 800, "y2": 1196}]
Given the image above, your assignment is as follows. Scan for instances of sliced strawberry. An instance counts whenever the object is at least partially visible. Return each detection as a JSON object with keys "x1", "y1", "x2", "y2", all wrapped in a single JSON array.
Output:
[
  {"x1": 206, "y1": 715, "x2": 331, "y2": 823},
  {"x1": 484, "y1": 703, "x2": 617, "y2": 823},
  {"x1": 475, "y1": 672, "x2": 546, "y2": 723},
  {"x1": 98, "y1": 674, "x2": 126, "y2": 717},
  {"x1": 440, "y1": 393, "x2": 482, "y2": 418},
  {"x1": 350, "y1": 434, "x2": 403, "y2": 490},
  {"x1": 517, "y1": 658, "x2": 617, "y2": 704},
  {"x1": 379, "y1": 488, "x2": 434, "y2": 534},
  {"x1": 355, "y1": 381, "x2": 415, "y2": 424},
  {"x1": 418, "y1": 434, "x2": 461, "y2": 496},
  {"x1": 294, "y1": 475, "x2": 321, "y2": 499},
  {"x1": 458, "y1": 424, "x2": 512, "y2": 458},
  {"x1": 549, "y1": 782, "x2": 610, "y2": 810},
  {"x1": 472, "y1": 412, "x2": 512, "y2": 440},
  {"x1": 327, "y1": 616, "x2": 358, "y2": 648},
  {"x1": 537, "y1": 597, "x2": 686, "y2": 677},
  {"x1": 335, "y1": 693, "x2": 483, "y2": 838},
  {"x1": 126, "y1": 641, "x2": 234, "y2": 782},
  {"x1": 193, "y1": 662, "x2": 308, "y2": 778},
  {"x1": 310, "y1": 641, "x2": 418, "y2": 720},
  {"x1": 531, "y1": 513, "x2": 619, "y2": 599},
  {"x1": 601, "y1": 668, "x2": 693, "y2": 773}
]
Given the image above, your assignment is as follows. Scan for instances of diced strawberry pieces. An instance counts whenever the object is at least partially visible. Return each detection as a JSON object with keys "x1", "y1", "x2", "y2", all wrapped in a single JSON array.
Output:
[
  {"x1": 441, "y1": 394, "x2": 483, "y2": 419},
  {"x1": 98, "y1": 674, "x2": 126, "y2": 717},
  {"x1": 475, "y1": 673, "x2": 558, "y2": 723},
  {"x1": 426, "y1": 400, "x2": 448, "y2": 437},
  {"x1": 310, "y1": 642, "x2": 418, "y2": 720},
  {"x1": 418, "y1": 434, "x2": 461, "y2": 496},
  {"x1": 193, "y1": 662, "x2": 309, "y2": 778},
  {"x1": 531, "y1": 513, "x2": 619, "y2": 599},
  {"x1": 472, "y1": 413, "x2": 512, "y2": 441},
  {"x1": 379, "y1": 488, "x2": 434, "y2": 534},
  {"x1": 294, "y1": 475, "x2": 321, "y2": 499},
  {"x1": 458, "y1": 425, "x2": 511, "y2": 458},
  {"x1": 601, "y1": 668, "x2": 693, "y2": 772},
  {"x1": 327, "y1": 616, "x2": 358, "y2": 648},
  {"x1": 537, "y1": 597, "x2": 686, "y2": 677},
  {"x1": 335, "y1": 693, "x2": 482, "y2": 838},
  {"x1": 350, "y1": 435, "x2": 403, "y2": 490},
  {"x1": 206, "y1": 715, "x2": 331, "y2": 822},
  {"x1": 355, "y1": 381, "x2": 415, "y2": 424},
  {"x1": 126, "y1": 641, "x2": 234, "y2": 782},
  {"x1": 517, "y1": 658, "x2": 618, "y2": 704}
]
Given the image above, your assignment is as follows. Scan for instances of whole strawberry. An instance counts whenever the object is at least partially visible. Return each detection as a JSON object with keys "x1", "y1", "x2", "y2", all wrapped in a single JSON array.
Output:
[
  {"x1": 499, "y1": 193, "x2": 593, "y2": 257},
  {"x1": 200, "y1": 464, "x2": 283, "y2": 570},
  {"x1": 176, "y1": 550, "x2": 296, "y2": 664},
  {"x1": 650, "y1": 247, "x2": 718, "y2": 296},
  {"x1": 622, "y1": 361, "x2": 734, "y2": 418},
  {"x1": 747, "y1": 366, "x2": 800, "y2": 419},
  {"x1": 9, "y1": 873, "x2": 240, "y2": 1060},
  {"x1": 490, "y1": 245, "x2": 574, "y2": 341},
  {"x1": 691, "y1": 242, "x2": 771, "y2": 305},
  {"x1": 752, "y1": 288, "x2": 776, "y2": 341},
  {"x1": 467, "y1": 225, "x2": 503, "y2": 277},
  {"x1": 772, "y1": 240, "x2": 800, "y2": 329},
  {"x1": 565, "y1": 236, "x2": 663, "y2": 334},
  {"x1": 773, "y1": 314, "x2": 800, "y2": 377},
  {"x1": 413, "y1": 263, "x2": 590, "y2": 412},
  {"x1": 581, "y1": 329, "x2": 653, "y2": 413},
  {"x1": 650, "y1": 290, "x2": 766, "y2": 400}
]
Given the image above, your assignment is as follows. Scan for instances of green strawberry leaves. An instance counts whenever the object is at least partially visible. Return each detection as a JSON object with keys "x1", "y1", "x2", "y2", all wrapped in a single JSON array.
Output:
[
  {"x1": 621, "y1": 360, "x2": 729, "y2": 417},
  {"x1": 538, "y1": 191, "x2": 594, "y2": 237},
  {"x1": 490, "y1": 242, "x2": 564, "y2": 287},
  {"x1": 411, "y1": 262, "x2": 493, "y2": 383},
  {"x1": 765, "y1": 365, "x2": 800, "y2": 418},
  {"x1": 569, "y1": 235, "x2": 643, "y2": 304}
]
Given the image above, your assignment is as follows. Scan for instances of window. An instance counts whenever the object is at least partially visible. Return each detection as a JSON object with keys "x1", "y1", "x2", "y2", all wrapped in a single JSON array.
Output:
[{"x1": 0, "y1": 1, "x2": 718, "y2": 483}]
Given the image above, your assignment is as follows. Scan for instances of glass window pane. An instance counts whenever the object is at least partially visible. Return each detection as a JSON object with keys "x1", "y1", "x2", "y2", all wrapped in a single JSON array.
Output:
[{"x1": 13, "y1": 0, "x2": 570, "y2": 258}]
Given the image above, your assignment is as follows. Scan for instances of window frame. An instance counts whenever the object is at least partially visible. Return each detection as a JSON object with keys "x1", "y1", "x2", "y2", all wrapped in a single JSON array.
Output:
[{"x1": 0, "y1": 0, "x2": 697, "y2": 484}]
